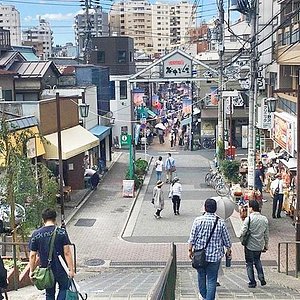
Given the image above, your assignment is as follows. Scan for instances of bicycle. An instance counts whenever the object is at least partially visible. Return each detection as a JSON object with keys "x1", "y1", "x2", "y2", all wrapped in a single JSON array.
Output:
[{"x1": 202, "y1": 137, "x2": 216, "y2": 149}]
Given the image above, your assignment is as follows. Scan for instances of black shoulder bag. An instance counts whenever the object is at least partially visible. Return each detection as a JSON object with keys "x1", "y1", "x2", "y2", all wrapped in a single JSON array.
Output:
[
  {"x1": 192, "y1": 217, "x2": 219, "y2": 269},
  {"x1": 240, "y1": 217, "x2": 251, "y2": 246}
]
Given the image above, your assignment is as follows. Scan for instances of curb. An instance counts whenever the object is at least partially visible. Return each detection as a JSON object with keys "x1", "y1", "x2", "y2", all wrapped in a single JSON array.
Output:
[{"x1": 120, "y1": 156, "x2": 154, "y2": 239}]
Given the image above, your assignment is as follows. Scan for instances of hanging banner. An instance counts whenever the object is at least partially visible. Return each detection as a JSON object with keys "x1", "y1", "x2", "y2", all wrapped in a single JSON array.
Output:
[
  {"x1": 272, "y1": 113, "x2": 295, "y2": 156},
  {"x1": 132, "y1": 88, "x2": 145, "y2": 106}
]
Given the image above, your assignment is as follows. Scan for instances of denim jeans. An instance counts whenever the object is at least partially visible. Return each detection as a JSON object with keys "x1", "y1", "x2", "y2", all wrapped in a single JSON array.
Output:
[
  {"x1": 45, "y1": 273, "x2": 69, "y2": 300},
  {"x1": 156, "y1": 171, "x2": 162, "y2": 181},
  {"x1": 244, "y1": 247, "x2": 265, "y2": 285},
  {"x1": 197, "y1": 260, "x2": 220, "y2": 300},
  {"x1": 272, "y1": 194, "x2": 284, "y2": 217}
]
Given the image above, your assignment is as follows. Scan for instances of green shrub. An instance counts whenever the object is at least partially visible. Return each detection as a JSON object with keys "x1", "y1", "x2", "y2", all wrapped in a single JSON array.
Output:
[
  {"x1": 135, "y1": 158, "x2": 148, "y2": 175},
  {"x1": 125, "y1": 170, "x2": 143, "y2": 190},
  {"x1": 220, "y1": 160, "x2": 240, "y2": 183}
]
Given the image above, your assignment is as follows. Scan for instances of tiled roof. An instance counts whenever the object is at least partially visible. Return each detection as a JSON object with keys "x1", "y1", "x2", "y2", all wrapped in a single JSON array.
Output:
[
  {"x1": 7, "y1": 116, "x2": 39, "y2": 131},
  {"x1": 0, "y1": 69, "x2": 16, "y2": 75},
  {"x1": 9, "y1": 61, "x2": 61, "y2": 78}
]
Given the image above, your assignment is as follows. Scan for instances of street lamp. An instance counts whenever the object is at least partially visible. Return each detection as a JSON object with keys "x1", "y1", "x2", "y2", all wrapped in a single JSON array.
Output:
[
  {"x1": 79, "y1": 103, "x2": 90, "y2": 118},
  {"x1": 266, "y1": 97, "x2": 277, "y2": 113}
]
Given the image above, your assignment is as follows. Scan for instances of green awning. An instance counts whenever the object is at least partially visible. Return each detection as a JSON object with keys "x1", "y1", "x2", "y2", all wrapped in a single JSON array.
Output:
[{"x1": 145, "y1": 108, "x2": 157, "y2": 118}]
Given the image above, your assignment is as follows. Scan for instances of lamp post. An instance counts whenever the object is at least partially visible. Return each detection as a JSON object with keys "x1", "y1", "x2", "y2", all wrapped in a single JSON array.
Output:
[{"x1": 266, "y1": 97, "x2": 277, "y2": 114}]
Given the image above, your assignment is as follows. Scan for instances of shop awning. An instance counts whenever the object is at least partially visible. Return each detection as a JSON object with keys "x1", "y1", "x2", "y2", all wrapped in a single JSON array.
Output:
[
  {"x1": 181, "y1": 117, "x2": 192, "y2": 126},
  {"x1": 279, "y1": 158, "x2": 297, "y2": 170},
  {"x1": 90, "y1": 125, "x2": 111, "y2": 141},
  {"x1": 145, "y1": 107, "x2": 157, "y2": 118},
  {"x1": 44, "y1": 125, "x2": 99, "y2": 160}
]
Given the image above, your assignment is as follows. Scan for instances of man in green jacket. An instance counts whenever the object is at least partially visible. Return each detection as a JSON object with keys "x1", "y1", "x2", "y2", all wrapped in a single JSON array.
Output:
[{"x1": 240, "y1": 200, "x2": 269, "y2": 288}]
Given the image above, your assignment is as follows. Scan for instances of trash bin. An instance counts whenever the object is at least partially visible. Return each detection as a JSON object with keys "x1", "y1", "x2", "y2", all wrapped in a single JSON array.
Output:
[{"x1": 226, "y1": 146, "x2": 236, "y2": 159}]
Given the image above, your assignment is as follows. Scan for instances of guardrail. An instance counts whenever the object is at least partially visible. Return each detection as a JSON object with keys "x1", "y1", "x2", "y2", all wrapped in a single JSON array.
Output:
[
  {"x1": 278, "y1": 241, "x2": 300, "y2": 277},
  {"x1": 0, "y1": 240, "x2": 77, "y2": 290},
  {"x1": 149, "y1": 243, "x2": 177, "y2": 300}
]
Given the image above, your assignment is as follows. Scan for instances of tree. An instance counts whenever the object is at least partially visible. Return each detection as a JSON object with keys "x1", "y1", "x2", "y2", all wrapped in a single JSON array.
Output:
[{"x1": 0, "y1": 117, "x2": 58, "y2": 243}]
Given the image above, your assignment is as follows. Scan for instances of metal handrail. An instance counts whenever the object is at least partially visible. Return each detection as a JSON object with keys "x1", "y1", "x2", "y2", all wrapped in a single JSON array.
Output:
[
  {"x1": 278, "y1": 241, "x2": 300, "y2": 278},
  {"x1": 0, "y1": 240, "x2": 77, "y2": 290},
  {"x1": 149, "y1": 243, "x2": 177, "y2": 300}
]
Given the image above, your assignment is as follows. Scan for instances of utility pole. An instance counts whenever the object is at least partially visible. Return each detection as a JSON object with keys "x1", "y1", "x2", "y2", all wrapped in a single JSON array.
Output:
[
  {"x1": 217, "y1": 0, "x2": 224, "y2": 161},
  {"x1": 81, "y1": 0, "x2": 100, "y2": 63},
  {"x1": 296, "y1": 71, "x2": 300, "y2": 273},
  {"x1": 247, "y1": 1, "x2": 258, "y2": 189}
]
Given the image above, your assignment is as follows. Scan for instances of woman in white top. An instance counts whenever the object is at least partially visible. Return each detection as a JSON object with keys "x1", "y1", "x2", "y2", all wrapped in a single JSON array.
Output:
[
  {"x1": 169, "y1": 177, "x2": 182, "y2": 215},
  {"x1": 155, "y1": 156, "x2": 164, "y2": 181}
]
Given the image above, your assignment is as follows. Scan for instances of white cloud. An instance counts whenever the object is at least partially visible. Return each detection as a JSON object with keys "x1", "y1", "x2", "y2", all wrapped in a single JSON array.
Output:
[{"x1": 38, "y1": 13, "x2": 76, "y2": 21}]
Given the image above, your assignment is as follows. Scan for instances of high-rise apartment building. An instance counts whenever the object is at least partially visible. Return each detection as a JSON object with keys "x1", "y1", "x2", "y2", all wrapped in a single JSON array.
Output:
[
  {"x1": 109, "y1": 0, "x2": 195, "y2": 55},
  {"x1": 22, "y1": 18, "x2": 53, "y2": 60},
  {"x1": 74, "y1": 7, "x2": 109, "y2": 58},
  {"x1": 0, "y1": 4, "x2": 21, "y2": 46},
  {"x1": 110, "y1": 0, "x2": 153, "y2": 53}
]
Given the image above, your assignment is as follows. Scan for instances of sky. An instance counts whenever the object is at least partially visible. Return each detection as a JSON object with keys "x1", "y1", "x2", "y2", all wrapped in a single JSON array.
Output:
[{"x1": 1, "y1": 0, "x2": 224, "y2": 45}]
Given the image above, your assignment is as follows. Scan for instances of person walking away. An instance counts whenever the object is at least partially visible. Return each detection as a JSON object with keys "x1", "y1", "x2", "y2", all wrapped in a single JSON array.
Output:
[
  {"x1": 165, "y1": 153, "x2": 176, "y2": 183},
  {"x1": 169, "y1": 131, "x2": 175, "y2": 148},
  {"x1": 169, "y1": 177, "x2": 182, "y2": 215},
  {"x1": 84, "y1": 168, "x2": 100, "y2": 190},
  {"x1": 152, "y1": 180, "x2": 165, "y2": 219},
  {"x1": 239, "y1": 200, "x2": 269, "y2": 288},
  {"x1": 255, "y1": 163, "x2": 264, "y2": 202},
  {"x1": 270, "y1": 173, "x2": 284, "y2": 218},
  {"x1": 157, "y1": 128, "x2": 164, "y2": 144},
  {"x1": 188, "y1": 198, "x2": 232, "y2": 300},
  {"x1": 155, "y1": 156, "x2": 164, "y2": 181},
  {"x1": 29, "y1": 208, "x2": 75, "y2": 300}
]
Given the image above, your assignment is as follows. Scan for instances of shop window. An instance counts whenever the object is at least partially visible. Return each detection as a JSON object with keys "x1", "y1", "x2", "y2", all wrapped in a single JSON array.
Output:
[
  {"x1": 118, "y1": 50, "x2": 126, "y2": 63},
  {"x1": 110, "y1": 81, "x2": 116, "y2": 100},
  {"x1": 120, "y1": 81, "x2": 127, "y2": 99},
  {"x1": 97, "y1": 51, "x2": 105, "y2": 63},
  {"x1": 3, "y1": 90, "x2": 12, "y2": 100}
]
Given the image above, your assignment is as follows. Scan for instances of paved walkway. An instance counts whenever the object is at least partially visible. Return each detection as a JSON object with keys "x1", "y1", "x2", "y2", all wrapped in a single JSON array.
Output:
[{"x1": 8, "y1": 138, "x2": 300, "y2": 299}]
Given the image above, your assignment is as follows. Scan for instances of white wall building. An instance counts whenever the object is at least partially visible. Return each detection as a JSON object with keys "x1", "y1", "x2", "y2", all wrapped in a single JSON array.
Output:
[
  {"x1": 0, "y1": 4, "x2": 21, "y2": 46},
  {"x1": 22, "y1": 18, "x2": 53, "y2": 60},
  {"x1": 74, "y1": 7, "x2": 109, "y2": 57}
]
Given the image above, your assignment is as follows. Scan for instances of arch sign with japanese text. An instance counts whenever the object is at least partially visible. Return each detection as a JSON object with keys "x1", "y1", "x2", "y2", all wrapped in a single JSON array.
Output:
[{"x1": 163, "y1": 52, "x2": 193, "y2": 79}]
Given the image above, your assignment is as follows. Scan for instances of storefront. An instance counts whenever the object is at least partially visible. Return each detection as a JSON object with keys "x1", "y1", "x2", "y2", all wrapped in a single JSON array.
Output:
[{"x1": 44, "y1": 125, "x2": 99, "y2": 190}]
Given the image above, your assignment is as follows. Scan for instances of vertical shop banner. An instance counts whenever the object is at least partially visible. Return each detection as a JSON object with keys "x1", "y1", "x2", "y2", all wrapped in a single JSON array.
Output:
[
  {"x1": 206, "y1": 87, "x2": 218, "y2": 106},
  {"x1": 272, "y1": 113, "x2": 295, "y2": 156},
  {"x1": 133, "y1": 88, "x2": 145, "y2": 106},
  {"x1": 182, "y1": 97, "x2": 192, "y2": 114},
  {"x1": 257, "y1": 98, "x2": 272, "y2": 129},
  {"x1": 242, "y1": 125, "x2": 248, "y2": 149}
]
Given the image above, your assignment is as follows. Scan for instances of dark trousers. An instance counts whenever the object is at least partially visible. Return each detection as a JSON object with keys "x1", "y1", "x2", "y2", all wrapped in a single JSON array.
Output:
[
  {"x1": 172, "y1": 195, "x2": 181, "y2": 213},
  {"x1": 272, "y1": 194, "x2": 284, "y2": 217},
  {"x1": 46, "y1": 272, "x2": 69, "y2": 300},
  {"x1": 244, "y1": 247, "x2": 265, "y2": 285},
  {"x1": 155, "y1": 209, "x2": 162, "y2": 216}
]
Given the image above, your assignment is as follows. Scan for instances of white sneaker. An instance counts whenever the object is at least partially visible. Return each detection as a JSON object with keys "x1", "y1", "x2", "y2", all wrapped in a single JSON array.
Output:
[{"x1": 262, "y1": 199, "x2": 268, "y2": 202}]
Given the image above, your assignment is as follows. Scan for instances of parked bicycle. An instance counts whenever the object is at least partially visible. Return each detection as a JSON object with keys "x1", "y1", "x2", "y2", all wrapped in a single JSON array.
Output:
[
  {"x1": 204, "y1": 169, "x2": 231, "y2": 196},
  {"x1": 202, "y1": 137, "x2": 216, "y2": 149}
]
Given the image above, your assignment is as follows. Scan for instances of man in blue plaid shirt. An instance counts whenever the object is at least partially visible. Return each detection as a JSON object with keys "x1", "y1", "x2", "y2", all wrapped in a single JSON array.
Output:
[{"x1": 188, "y1": 198, "x2": 232, "y2": 300}]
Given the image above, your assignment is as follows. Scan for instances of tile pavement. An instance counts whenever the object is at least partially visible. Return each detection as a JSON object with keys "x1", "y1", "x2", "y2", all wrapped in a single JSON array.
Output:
[{"x1": 7, "y1": 139, "x2": 300, "y2": 299}]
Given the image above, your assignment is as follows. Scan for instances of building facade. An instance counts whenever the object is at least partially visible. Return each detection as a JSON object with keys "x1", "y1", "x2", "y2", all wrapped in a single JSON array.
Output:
[
  {"x1": 109, "y1": 0, "x2": 196, "y2": 56},
  {"x1": 0, "y1": 4, "x2": 21, "y2": 46},
  {"x1": 22, "y1": 18, "x2": 53, "y2": 59}
]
